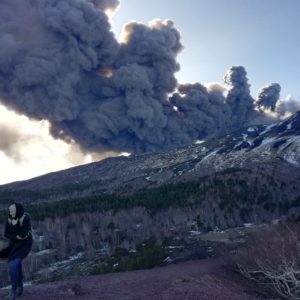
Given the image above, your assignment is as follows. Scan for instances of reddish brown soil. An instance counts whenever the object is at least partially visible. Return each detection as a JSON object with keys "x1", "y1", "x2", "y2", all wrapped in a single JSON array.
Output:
[{"x1": 0, "y1": 258, "x2": 275, "y2": 300}]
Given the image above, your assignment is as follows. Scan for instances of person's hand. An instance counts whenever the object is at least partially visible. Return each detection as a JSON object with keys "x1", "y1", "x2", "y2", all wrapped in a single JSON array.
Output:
[{"x1": 11, "y1": 218, "x2": 18, "y2": 226}]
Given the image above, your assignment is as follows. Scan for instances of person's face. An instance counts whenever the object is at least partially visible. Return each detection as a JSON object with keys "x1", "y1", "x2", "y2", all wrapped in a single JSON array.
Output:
[{"x1": 9, "y1": 204, "x2": 17, "y2": 219}]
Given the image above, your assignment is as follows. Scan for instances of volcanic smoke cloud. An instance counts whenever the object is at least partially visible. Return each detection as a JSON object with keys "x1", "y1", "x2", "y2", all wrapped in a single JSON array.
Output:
[
  {"x1": 0, "y1": 0, "x2": 298, "y2": 154},
  {"x1": 256, "y1": 83, "x2": 281, "y2": 111}
]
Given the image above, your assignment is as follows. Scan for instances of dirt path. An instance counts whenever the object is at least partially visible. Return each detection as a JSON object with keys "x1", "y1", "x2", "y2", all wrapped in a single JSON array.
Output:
[{"x1": 0, "y1": 258, "x2": 273, "y2": 300}]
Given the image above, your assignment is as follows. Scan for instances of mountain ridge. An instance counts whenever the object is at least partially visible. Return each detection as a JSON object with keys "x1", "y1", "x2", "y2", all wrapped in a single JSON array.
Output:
[{"x1": 1, "y1": 111, "x2": 299, "y2": 196}]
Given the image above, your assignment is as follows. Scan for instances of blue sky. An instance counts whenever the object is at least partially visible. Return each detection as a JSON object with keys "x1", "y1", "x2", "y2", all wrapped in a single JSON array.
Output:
[{"x1": 112, "y1": 0, "x2": 300, "y2": 99}]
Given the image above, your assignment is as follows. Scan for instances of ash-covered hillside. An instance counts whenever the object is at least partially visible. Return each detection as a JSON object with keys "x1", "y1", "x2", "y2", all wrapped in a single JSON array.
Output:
[{"x1": 0, "y1": 111, "x2": 299, "y2": 204}]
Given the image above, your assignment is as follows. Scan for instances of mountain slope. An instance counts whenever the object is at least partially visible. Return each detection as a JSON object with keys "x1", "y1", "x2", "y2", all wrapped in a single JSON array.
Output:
[{"x1": 0, "y1": 111, "x2": 299, "y2": 199}]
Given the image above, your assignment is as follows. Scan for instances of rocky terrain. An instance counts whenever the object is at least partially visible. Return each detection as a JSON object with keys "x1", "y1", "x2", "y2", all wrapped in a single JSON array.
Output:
[{"x1": 0, "y1": 257, "x2": 276, "y2": 300}]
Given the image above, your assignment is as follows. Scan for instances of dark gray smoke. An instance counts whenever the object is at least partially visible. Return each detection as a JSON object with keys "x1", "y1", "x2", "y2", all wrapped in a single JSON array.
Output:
[
  {"x1": 0, "y1": 0, "x2": 298, "y2": 155},
  {"x1": 169, "y1": 83, "x2": 231, "y2": 139},
  {"x1": 47, "y1": 18, "x2": 190, "y2": 153},
  {"x1": 223, "y1": 66, "x2": 254, "y2": 123},
  {"x1": 256, "y1": 83, "x2": 281, "y2": 111},
  {"x1": 0, "y1": 0, "x2": 118, "y2": 122}
]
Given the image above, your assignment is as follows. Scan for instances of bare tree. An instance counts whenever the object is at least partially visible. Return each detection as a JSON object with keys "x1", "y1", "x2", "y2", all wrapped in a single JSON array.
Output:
[{"x1": 233, "y1": 222, "x2": 300, "y2": 299}]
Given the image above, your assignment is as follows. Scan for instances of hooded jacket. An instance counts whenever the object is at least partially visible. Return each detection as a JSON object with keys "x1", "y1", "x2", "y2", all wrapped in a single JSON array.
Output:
[{"x1": 0, "y1": 203, "x2": 33, "y2": 261}]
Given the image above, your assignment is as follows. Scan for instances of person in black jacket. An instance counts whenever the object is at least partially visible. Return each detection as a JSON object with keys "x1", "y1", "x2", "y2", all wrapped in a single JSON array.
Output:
[{"x1": 0, "y1": 203, "x2": 33, "y2": 300}]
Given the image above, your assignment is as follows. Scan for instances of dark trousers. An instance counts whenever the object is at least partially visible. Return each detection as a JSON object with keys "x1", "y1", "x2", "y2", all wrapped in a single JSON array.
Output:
[{"x1": 8, "y1": 258, "x2": 23, "y2": 291}]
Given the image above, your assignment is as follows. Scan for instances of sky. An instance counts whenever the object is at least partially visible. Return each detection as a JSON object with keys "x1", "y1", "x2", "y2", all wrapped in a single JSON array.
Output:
[{"x1": 0, "y1": 0, "x2": 300, "y2": 185}]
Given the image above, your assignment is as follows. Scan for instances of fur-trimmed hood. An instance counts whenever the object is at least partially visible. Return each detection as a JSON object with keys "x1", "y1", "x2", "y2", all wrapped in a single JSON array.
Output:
[{"x1": 8, "y1": 202, "x2": 25, "y2": 220}]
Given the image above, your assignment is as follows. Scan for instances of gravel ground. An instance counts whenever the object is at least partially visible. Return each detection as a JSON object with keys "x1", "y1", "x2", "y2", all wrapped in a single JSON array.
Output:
[{"x1": 0, "y1": 258, "x2": 276, "y2": 300}]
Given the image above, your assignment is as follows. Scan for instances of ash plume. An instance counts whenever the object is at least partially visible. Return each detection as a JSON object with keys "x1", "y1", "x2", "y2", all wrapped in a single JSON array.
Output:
[
  {"x1": 0, "y1": 0, "x2": 298, "y2": 156},
  {"x1": 169, "y1": 83, "x2": 231, "y2": 139},
  {"x1": 224, "y1": 66, "x2": 254, "y2": 124},
  {"x1": 256, "y1": 83, "x2": 281, "y2": 111}
]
